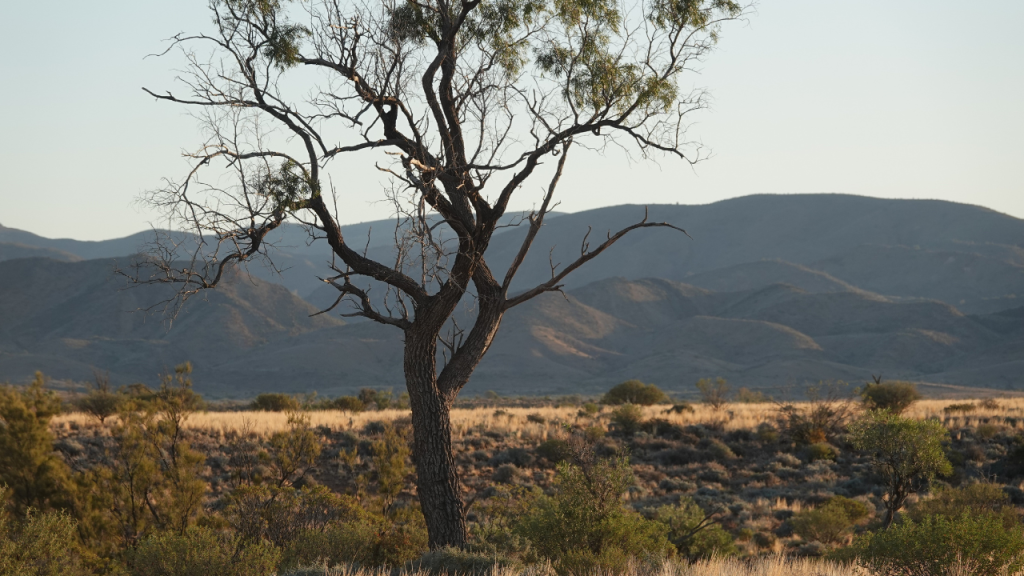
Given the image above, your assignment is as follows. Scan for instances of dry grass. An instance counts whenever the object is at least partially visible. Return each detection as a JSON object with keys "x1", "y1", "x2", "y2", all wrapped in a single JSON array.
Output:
[
  {"x1": 51, "y1": 397, "x2": 1024, "y2": 437},
  {"x1": 290, "y1": 557, "x2": 865, "y2": 576}
]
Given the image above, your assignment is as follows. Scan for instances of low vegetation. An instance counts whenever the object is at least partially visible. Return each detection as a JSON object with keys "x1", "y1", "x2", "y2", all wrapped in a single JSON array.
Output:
[{"x1": 3, "y1": 373, "x2": 1024, "y2": 575}]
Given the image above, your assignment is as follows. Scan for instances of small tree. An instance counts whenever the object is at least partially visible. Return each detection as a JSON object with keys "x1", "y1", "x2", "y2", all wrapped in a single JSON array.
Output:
[
  {"x1": 75, "y1": 372, "x2": 122, "y2": 425},
  {"x1": 849, "y1": 411, "x2": 952, "y2": 527},
  {"x1": 860, "y1": 377, "x2": 921, "y2": 415},
  {"x1": 0, "y1": 373, "x2": 72, "y2": 514},
  {"x1": 695, "y1": 377, "x2": 730, "y2": 411},
  {"x1": 601, "y1": 380, "x2": 668, "y2": 406},
  {"x1": 252, "y1": 393, "x2": 301, "y2": 412}
]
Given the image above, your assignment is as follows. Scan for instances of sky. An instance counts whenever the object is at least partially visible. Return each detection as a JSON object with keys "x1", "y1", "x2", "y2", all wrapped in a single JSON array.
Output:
[{"x1": 1, "y1": 0, "x2": 1022, "y2": 241}]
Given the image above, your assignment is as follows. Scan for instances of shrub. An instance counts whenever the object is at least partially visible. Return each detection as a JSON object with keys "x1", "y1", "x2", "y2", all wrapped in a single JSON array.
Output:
[
  {"x1": 735, "y1": 387, "x2": 770, "y2": 403},
  {"x1": 126, "y1": 526, "x2": 279, "y2": 576},
  {"x1": 0, "y1": 503, "x2": 89, "y2": 576},
  {"x1": 650, "y1": 497, "x2": 737, "y2": 560},
  {"x1": 854, "y1": 513, "x2": 1024, "y2": 576},
  {"x1": 849, "y1": 411, "x2": 952, "y2": 527},
  {"x1": 859, "y1": 381, "x2": 921, "y2": 414},
  {"x1": 416, "y1": 547, "x2": 519, "y2": 575},
  {"x1": 976, "y1": 422, "x2": 1002, "y2": 440},
  {"x1": 536, "y1": 439, "x2": 572, "y2": 464},
  {"x1": 663, "y1": 403, "x2": 695, "y2": 415},
  {"x1": 943, "y1": 402, "x2": 976, "y2": 414},
  {"x1": 756, "y1": 423, "x2": 779, "y2": 443},
  {"x1": 908, "y1": 482, "x2": 1019, "y2": 528},
  {"x1": 610, "y1": 404, "x2": 644, "y2": 435},
  {"x1": 695, "y1": 377, "x2": 730, "y2": 410},
  {"x1": 331, "y1": 396, "x2": 365, "y2": 412},
  {"x1": 805, "y1": 442, "x2": 838, "y2": 462},
  {"x1": 789, "y1": 496, "x2": 869, "y2": 545},
  {"x1": 515, "y1": 454, "x2": 674, "y2": 575},
  {"x1": 252, "y1": 393, "x2": 301, "y2": 412},
  {"x1": 980, "y1": 398, "x2": 1001, "y2": 410},
  {"x1": 0, "y1": 373, "x2": 73, "y2": 513},
  {"x1": 581, "y1": 402, "x2": 600, "y2": 415},
  {"x1": 778, "y1": 383, "x2": 854, "y2": 445},
  {"x1": 601, "y1": 380, "x2": 669, "y2": 406},
  {"x1": 526, "y1": 413, "x2": 546, "y2": 424}
]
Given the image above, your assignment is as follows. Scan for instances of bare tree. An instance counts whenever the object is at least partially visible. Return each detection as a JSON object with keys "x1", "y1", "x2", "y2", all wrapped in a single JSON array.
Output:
[{"x1": 132, "y1": 0, "x2": 744, "y2": 547}]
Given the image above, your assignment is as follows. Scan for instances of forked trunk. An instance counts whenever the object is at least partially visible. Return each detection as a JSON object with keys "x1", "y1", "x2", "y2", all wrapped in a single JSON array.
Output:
[{"x1": 404, "y1": 328, "x2": 467, "y2": 548}]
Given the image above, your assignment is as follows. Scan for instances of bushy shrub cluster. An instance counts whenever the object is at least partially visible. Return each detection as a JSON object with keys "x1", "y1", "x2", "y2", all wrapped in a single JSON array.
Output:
[
  {"x1": 601, "y1": 380, "x2": 668, "y2": 406},
  {"x1": 859, "y1": 380, "x2": 921, "y2": 414}
]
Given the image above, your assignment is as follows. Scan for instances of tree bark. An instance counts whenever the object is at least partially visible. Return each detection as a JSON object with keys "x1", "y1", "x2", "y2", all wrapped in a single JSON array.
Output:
[{"x1": 404, "y1": 327, "x2": 467, "y2": 549}]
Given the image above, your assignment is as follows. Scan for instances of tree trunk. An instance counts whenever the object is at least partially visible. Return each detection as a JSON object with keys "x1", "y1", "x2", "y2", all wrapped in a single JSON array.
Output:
[{"x1": 404, "y1": 328, "x2": 467, "y2": 549}]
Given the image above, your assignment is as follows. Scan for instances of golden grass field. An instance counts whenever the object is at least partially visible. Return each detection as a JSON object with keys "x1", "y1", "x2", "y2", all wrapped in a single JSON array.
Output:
[{"x1": 51, "y1": 397, "x2": 1024, "y2": 439}]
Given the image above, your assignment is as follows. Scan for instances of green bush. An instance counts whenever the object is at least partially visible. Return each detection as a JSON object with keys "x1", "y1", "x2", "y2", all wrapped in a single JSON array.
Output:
[
  {"x1": 854, "y1": 513, "x2": 1024, "y2": 576},
  {"x1": 126, "y1": 526, "x2": 279, "y2": 576},
  {"x1": 331, "y1": 396, "x2": 365, "y2": 412},
  {"x1": 859, "y1": 381, "x2": 921, "y2": 414},
  {"x1": 943, "y1": 402, "x2": 976, "y2": 414},
  {"x1": 0, "y1": 374, "x2": 73, "y2": 513},
  {"x1": 416, "y1": 547, "x2": 519, "y2": 575},
  {"x1": 610, "y1": 404, "x2": 644, "y2": 435},
  {"x1": 806, "y1": 442, "x2": 838, "y2": 462},
  {"x1": 908, "y1": 482, "x2": 1019, "y2": 528},
  {"x1": 0, "y1": 504, "x2": 89, "y2": 576},
  {"x1": 849, "y1": 410, "x2": 952, "y2": 527},
  {"x1": 789, "y1": 496, "x2": 869, "y2": 545},
  {"x1": 601, "y1": 380, "x2": 668, "y2": 406},
  {"x1": 650, "y1": 497, "x2": 737, "y2": 560},
  {"x1": 515, "y1": 455, "x2": 674, "y2": 575},
  {"x1": 536, "y1": 439, "x2": 572, "y2": 464},
  {"x1": 252, "y1": 393, "x2": 301, "y2": 412}
]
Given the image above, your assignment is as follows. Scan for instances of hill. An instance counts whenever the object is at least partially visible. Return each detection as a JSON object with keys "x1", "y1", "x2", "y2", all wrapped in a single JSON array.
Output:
[{"x1": 1, "y1": 194, "x2": 1022, "y2": 396}]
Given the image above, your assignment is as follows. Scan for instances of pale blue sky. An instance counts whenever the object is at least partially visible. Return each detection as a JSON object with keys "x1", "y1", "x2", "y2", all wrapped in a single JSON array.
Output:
[{"x1": 1, "y1": 0, "x2": 1022, "y2": 240}]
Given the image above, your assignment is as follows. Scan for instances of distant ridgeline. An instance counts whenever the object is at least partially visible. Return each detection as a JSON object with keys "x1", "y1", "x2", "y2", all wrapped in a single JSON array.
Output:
[{"x1": 1, "y1": 194, "x2": 1022, "y2": 397}]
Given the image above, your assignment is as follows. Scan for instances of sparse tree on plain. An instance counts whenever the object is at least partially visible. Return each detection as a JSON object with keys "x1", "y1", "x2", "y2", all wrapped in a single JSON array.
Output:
[
  {"x1": 849, "y1": 410, "x2": 952, "y2": 528},
  {"x1": 132, "y1": 0, "x2": 745, "y2": 547}
]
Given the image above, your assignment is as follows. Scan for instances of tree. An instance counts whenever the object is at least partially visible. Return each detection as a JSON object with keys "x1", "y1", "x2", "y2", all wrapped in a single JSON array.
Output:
[
  {"x1": 75, "y1": 372, "x2": 122, "y2": 425},
  {"x1": 132, "y1": 0, "x2": 744, "y2": 547},
  {"x1": 600, "y1": 380, "x2": 668, "y2": 406},
  {"x1": 695, "y1": 377, "x2": 729, "y2": 410},
  {"x1": 849, "y1": 411, "x2": 952, "y2": 528},
  {"x1": 0, "y1": 373, "x2": 72, "y2": 514},
  {"x1": 859, "y1": 378, "x2": 921, "y2": 415}
]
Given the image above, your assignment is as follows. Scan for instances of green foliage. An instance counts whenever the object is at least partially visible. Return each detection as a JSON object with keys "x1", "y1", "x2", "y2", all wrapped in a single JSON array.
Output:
[
  {"x1": 126, "y1": 526, "x2": 279, "y2": 576},
  {"x1": 943, "y1": 402, "x2": 976, "y2": 414},
  {"x1": 0, "y1": 496, "x2": 89, "y2": 576},
  {"x1": 359, "y1": 388, "x2": 394, "y2": 410},
  {"x1": 75, "y1": 364, "x2": 207, "y2": 550},
  {"x1": 735, "y1": 387, "x2": 770, "y2": 403},
  {"x1": 860, "y1": 381, "x2": 921, "y2": 414},
  {"x1": 268, "y1": 413, "x2": 322, "y2": 488},
  {"x1": 849, "y1": 411, "x2": 952, "y2": 526},
  {"x1": 649, "y1": 496, "x2": 737, "y2": 560},
  {"x1": 908, "y1": 482, "x2": 1019, "y2": 528},
  {"x1": 601, "y1": 380, "x2": 668, "y2": 406},
  {"x1": 789, "y1": 496, "x2": 869, "y2": 545},
  {"x1": 416, "y1": 546, "x2": 520, "y2": 575},
  {"x1": 515, "y1": 452, "x2": 674, "y2": 575},
  {"x1": 371, "y1": 423, "x2": 411, "y2": 513},
  {"x1": 609, "y1": 403, "x2": 644, "y2": 435},
  {"x1": 778, "y1": 382, "x2": 854, "y2": 445},
  {"x1": 330, "y1": 396, "x2": 365, "y2": 412},
  {"x1": 806, "y1": 442, "x2": 838, "y2": 462},
  {"x1": 536, "y1": 439, "x2": 572, "y2": 464},
  {"x1": 0, "y1": 373, "x2": 72, "y2": 514},
  {"x1": 75, "y1": 375, "x2": 122, "y2": 424},
  {"x1": 853, "y1": 513, "x2": 1024, "y2": 576},
  {"x1": 252, "y1": 393, "x2": 301, "y2": 412},
  {"x1": 581, "y1": 402, "x2": 600, "y2": 415},
  {"x1": 695, "y1": 377, "x2": 730, "y2": 410}
]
